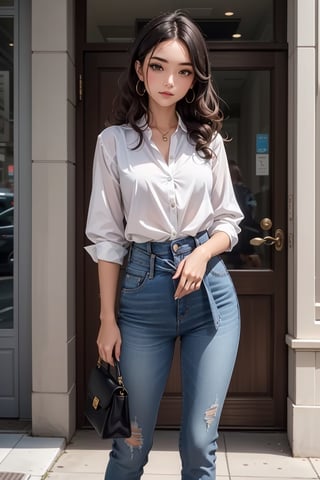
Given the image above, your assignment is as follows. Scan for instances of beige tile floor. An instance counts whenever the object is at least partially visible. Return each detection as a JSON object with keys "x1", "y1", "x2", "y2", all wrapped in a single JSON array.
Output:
[
  {"x1": 0, "y1": 429, "x2": 319, "y2": 480},
  {"x1": 47, "y1": 429, "x2": 320, "y2": 480},
  {"x1": 0, "y1": 432, "x2": 65, "y2": 480}
]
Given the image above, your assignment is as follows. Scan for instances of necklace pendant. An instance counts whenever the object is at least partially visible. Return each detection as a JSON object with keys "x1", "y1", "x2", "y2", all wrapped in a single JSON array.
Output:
[{"x1": 162, "y1": 135, "x2": 168, "y2": 142}]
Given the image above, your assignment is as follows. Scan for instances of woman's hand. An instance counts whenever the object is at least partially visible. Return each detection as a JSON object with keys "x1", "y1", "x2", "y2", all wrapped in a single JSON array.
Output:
[
  {"x1": 97, "y1": 319, "x2": 122, "y2": 365},
  {"x1": 173, "y1": 232, "x2": 231, "y2": 299},
  {"x1": 172, "y1": 245, "x2": 209, "y2": 299}
]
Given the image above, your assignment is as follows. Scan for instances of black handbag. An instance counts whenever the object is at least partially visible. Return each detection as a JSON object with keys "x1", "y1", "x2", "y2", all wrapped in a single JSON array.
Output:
[{"x1": 85, "y1": 358, "x2": 131, "y2": 438}]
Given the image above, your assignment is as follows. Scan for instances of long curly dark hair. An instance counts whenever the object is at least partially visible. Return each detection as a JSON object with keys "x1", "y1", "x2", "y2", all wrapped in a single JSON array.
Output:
[{"x1": 111, "y1": 10, "x2": 223, "y2": 159}]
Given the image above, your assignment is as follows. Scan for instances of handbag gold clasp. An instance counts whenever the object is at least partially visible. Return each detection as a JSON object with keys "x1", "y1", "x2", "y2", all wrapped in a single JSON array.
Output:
[{"x1": 92, "y1": 396, "x2": 100, "y2": 410}]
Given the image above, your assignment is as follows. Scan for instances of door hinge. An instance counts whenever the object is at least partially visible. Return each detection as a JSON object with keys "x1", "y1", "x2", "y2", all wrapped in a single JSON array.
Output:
[{"x1": 79, "y1": 73, "x2": 83, "y2": 101}]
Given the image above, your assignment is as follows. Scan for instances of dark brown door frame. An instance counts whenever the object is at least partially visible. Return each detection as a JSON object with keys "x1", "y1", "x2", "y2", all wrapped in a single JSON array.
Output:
[{"x1": 75, "y1": 0, "x2": 288, "y2": 429}]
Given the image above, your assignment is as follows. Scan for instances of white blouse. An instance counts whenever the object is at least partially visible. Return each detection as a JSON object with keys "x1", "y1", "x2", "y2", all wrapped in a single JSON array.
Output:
[{"x1": 85, "y1": 116, "x2": 243, "y2": 265}]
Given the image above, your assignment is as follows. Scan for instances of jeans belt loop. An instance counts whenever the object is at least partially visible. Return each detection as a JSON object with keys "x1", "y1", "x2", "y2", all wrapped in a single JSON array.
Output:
[
  {"x1": 127, "y1": 243, "x2": 133, "y2": 262},
  {"x1": 195, "y1": 230, "x2": 208, "y2": 247},
  {"x1": 149, "y1": 253, "x2": 156, "y2": 279}
]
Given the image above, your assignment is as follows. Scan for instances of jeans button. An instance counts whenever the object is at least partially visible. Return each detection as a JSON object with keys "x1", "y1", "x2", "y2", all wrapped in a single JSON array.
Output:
[{"x1": 172, "y1": 243, "x2": 179, "y2": 252}]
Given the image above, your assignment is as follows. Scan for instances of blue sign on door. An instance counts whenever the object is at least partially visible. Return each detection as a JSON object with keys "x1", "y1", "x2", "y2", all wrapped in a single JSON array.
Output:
[{"x1": 256, "y1": 133, "x2": 269, "y2": 154}]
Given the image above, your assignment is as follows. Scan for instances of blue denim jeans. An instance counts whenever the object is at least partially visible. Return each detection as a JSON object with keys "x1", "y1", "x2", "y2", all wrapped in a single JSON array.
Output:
[{"x1": 105, "y1": 232, "x2": 240, "y2": 480}]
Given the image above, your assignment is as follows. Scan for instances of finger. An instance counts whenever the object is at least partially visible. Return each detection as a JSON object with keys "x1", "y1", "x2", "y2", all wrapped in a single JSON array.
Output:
[
  {"x1": 174, "y1": 283, "x2": 183, "y2": 299},
  {"x1": 184, "y1": 276, "x2": 199, "y2": 289},
  {"x1": 99, "y1": 346, "x2": 114, "y2": 366},
  {"x1": 175, "y1": 287, "x2": 190, "y2": 300},
  {"x1": 174, "y1": 275, "x2": 189, "y2": 299},
  {"x1": 175, "y1": 277, "x2": 202, "y2": 299},
  {"x1": 172, "y1": 259, "x2": 185, "y2": 279},
  {"x1": 97, "y1": 345, "x2": 106, "y2": 362},
  {"x1": 183, "y1": 282, "x2": 193, "y2": 292},
  {"x1": 107, "y1": 352, "x2": 115, "y2": 366},
  {"x1": 185, "y1": 280, "x2": 202, "y2": 292},
  {"x1": 114, "y1": 340, "x2": 122, "y2": 362}
]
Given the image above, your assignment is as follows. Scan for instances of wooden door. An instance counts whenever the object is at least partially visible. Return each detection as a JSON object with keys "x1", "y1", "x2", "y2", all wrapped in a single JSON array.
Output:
[{"x1": 76, "y1": 49, "x2": 287, "y2": 429}]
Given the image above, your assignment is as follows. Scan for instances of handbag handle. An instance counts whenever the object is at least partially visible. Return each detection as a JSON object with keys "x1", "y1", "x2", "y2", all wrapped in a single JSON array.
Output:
[{"x1": 97, "y1": 356, "x2": 125, "y2": 389}]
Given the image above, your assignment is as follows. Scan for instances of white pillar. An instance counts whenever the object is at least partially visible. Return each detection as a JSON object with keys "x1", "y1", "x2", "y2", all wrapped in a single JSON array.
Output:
[
  {"x1": 31, "y1": 0, "x2": 76, "y2": 440},
  {"x1": 287, "y1": 0, "x2": 320, "y2": 457}
]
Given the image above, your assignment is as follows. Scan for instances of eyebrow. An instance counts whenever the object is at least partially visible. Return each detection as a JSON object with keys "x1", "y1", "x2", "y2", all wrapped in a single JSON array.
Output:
[{"x1": 150, "y1": 55, "x2": 193, "y2": 66}]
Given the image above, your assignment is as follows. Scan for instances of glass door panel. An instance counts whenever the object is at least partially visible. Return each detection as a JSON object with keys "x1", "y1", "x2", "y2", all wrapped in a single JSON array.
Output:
[{"x1": 213, "y1": 70, "x2": 272, "y2": 269}]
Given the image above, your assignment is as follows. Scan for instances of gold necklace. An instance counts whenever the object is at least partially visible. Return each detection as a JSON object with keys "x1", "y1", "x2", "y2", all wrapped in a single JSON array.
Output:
[
  {"x1": 154, "y1": 127, "x2": 171, "y2": 142},
  {"x1": 152, "y1": 125, "x2": 176, "y2": 142}
]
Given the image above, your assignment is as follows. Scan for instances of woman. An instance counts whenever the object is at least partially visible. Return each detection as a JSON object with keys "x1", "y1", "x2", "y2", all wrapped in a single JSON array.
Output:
[{"x1": 86, "y1": 10, "x2": 243, "y2": 480}]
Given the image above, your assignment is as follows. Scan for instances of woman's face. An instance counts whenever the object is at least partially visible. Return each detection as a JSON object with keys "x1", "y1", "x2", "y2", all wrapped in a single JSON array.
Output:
[{"x1": 135, "y1": 39, "x2": 195, "y2": 109}]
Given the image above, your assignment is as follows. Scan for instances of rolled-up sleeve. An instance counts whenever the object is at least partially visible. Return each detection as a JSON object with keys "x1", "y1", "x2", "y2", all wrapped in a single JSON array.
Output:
[
  {"x1": 208, "y1": 134, "x2": 244, "y2": 250},
  {"x1": 85, "y1": 131, "x2": 129, "y2": 264}
]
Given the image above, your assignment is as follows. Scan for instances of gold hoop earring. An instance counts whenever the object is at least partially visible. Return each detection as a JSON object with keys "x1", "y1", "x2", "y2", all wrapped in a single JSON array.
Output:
[
  {"x1": 185, "y1": 88, "x2": 195, "y2": 104},
  {"x1": 136, "y1": 80, "x2": 146, "y2": 96}
]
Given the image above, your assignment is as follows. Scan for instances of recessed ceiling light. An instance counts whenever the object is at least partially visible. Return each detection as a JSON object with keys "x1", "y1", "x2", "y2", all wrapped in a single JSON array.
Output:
[
  {"x1": 9, "y1": 42, "x2": 14, "y2": 47},
  {"x1": 232, "y1": 33, "x2": 242, "y2": 39},
  {"x1": 225, "y1": 11, "x2": 234, "y2": 17}
]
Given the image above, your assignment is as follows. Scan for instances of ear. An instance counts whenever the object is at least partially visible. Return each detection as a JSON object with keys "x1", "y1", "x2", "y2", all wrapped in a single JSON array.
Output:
[{"x1": 135, "y1": 60, "x2": 144, "y2": 81}]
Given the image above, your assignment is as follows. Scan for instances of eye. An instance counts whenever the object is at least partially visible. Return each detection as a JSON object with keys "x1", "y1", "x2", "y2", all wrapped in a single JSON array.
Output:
[
  {"x1": 180, "y1": 69, "x2": 193, "y2": 77},
  {"x1": 149, "y1": 63, "x2": 163, "y2": 71}
]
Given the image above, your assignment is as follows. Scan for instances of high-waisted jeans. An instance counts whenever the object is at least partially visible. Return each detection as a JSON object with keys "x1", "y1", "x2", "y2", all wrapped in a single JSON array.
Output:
[{"x1": 105, "y1": 231, "x2": 240, "y2": 480}]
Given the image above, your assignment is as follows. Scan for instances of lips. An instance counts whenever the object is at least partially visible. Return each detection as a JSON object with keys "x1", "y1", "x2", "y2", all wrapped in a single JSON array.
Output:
[{"x1": 159, "y1": 91, "x2": 174, "y2": 96}]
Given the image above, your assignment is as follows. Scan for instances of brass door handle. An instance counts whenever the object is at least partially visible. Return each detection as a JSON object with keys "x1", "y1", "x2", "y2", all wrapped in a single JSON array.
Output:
[{"x1": 250, "y1": 228, "x2": 285, "y2": 252}]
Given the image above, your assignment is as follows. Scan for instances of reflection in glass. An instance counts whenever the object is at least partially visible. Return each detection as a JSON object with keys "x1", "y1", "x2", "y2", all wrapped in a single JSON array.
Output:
[
  {"x1": 0, "y1": 17, "x2": 14, "y2": 329},
  {"x1": 86, "y1": 0, "x2": 273, "y2": 43},
  {"x1": 212, "y1": 70, "x2": 271, "y2": 269}
]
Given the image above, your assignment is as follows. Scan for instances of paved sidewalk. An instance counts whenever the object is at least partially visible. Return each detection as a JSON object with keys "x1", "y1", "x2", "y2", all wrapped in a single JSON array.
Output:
[
  {"x1": 0, "y1": 432, "x2": 65, "y2": 479},
  {"x1": 1, "y1": 429, "x2": 320, "y2": 479}
]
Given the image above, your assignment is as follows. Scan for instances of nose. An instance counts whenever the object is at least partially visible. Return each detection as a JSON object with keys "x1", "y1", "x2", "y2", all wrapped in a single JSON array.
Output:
[{"x1": 164, "y1": 74, "x2": 174, "y2": 88}]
